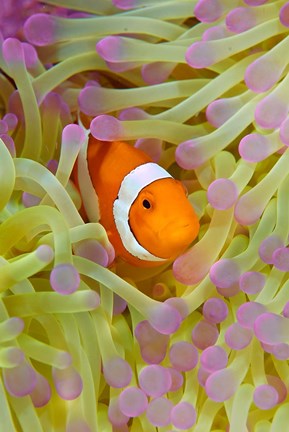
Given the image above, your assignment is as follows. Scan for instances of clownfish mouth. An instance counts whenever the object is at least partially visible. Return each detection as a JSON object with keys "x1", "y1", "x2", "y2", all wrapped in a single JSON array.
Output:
[
  {"x1": 136, "y1": 221, "x2": 198, "y2": 261},
  {"x1": 165, "y1": 220, "x2": 198, "y2": 243},
  {"x1": 159, "y1": 221, "x2": 196, "y2": 238},
  {"x1": 128, "y1": 218, "x2": 198, "y2": 262}
]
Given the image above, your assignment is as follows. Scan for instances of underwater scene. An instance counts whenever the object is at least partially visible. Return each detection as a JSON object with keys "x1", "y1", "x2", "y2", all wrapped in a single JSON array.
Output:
[{"x1": 1, "y1": 0, "x2": 289, "y2": 430}]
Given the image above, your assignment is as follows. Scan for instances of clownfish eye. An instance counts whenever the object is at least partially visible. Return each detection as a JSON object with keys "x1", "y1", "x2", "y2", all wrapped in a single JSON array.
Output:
[{"x1": 142, "y1": 199, "x2": 151, "y2": 209}]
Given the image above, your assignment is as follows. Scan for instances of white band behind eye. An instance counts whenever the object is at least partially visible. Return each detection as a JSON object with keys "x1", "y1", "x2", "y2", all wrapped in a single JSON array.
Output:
[{"x1": 113, "y1": 162, "x2": 172, "y2": 261}]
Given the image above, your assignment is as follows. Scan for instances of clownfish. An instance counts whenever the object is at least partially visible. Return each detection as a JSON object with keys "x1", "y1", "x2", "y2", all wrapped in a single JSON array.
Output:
[{"x1": 73, "y1": 136, "x2": 199, "y2": 267}]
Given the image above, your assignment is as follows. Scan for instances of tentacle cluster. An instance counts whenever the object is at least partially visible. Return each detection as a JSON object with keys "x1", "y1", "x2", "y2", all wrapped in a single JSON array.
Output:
[{"x1": 1, "y1": 0, "x2": 289, "y2": 431}]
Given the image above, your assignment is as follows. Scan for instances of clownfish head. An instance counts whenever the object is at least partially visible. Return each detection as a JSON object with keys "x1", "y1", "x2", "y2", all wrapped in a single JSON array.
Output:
[
  {"x1": 129, "y1": 177, "x2": 199, "y2": 261},
  {"x1": 113, "y1": 162, "x2": 199, "y2": 266}
]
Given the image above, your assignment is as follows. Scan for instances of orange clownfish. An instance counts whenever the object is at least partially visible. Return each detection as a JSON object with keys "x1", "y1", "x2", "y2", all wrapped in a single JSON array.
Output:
[{"x1": 74, "y1": 136, "x2": 199, "y2": 267}]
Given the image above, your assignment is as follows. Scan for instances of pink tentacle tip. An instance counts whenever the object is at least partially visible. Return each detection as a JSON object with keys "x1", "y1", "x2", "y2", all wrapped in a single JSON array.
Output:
[
  {"x1": 103, "y1": 357, "x2": 132, "y2": 388},
  {"x1": 255, "y1": 95, "x2": 289, "y2": 130},
  {"x1": 2, "y1": 38, "x2": 25, "y2": 65},
  {"x1": 148, "y1": 303, "x2": 182, "y2": 335},
  {"x1": 3, "y1": 113, "x2": 18, "y2": 131},
  {"x1": 0, "y1": 120, "x2": 8, "y2": 135},
  {"x1": 108, "y1": 397, "x2": 130, "y2": 427},
  {"x1": 171, "y1": 401, "x2": 197, "y2": 429},
  {"x1": 173, "y1": 246, "x2": 209, "y2": 285},
  {"x1": 175, "y1": 140, "x2": 205, "y2": 170},
  {"x1": 217, "y1": 282, "x2": 240, "y2": 298},
  {"x1": 113, "y1": 294, "x2": 127, "y2": 315},
  {"x1": 90, "y1": 115, "x2": 123, "y2": 141},
  {"x1": 35, "y1": 245, "x2": 54, "y2": 263},
  {"x1": 200, "y1": 345, "x2": 228, "y2": 372},
  {"x1": 141, "y1": 63, "x2": 173, "y2": 85},
  {"x1": 239, "y1": 271, "x2": 266, "y2": 295},
  {"x1": 203, "y1": 297, "x2": 228, "y2": 323},
  {"x1": 52, "y1": 365, "x2": 83, "y2": 400},
  {"x1": 245, "y1": 58, "x2": 282, "y2": 93},
  {"x1": 207, "y1": 178, "x2": 238, "y2": 210},
  {"x1": 50, "y1": 264, "x2": 80, "y2": 295},
  {"x1": 7, "y1": 317, "x2": 25, "y2": 336},
  {"x1": 192, "y1": 320, "x2": 219, "y2": 350},
  {"x1": 206, "y1": 98, "x2": 239, "y2": 127},
  {"x1": 112, "y1": 0, "x2": 136, "y2": 10},
  {"x1": 134, "y1": 320, "x2": 169, "y2": 364},
  {"x1": 23, "y1": 13, "x2": 56, "y2": 46},
  {"x1": 236, "y1": 302, "x2": 267, "y2": 330},
  {"x1": 47, "y1": 159, "x2": 58, "y2": 174},
  {"x1": 30, "y1": 373, "x2": 52, "y2": 408},
  {"x1": 271, "y1": 343, "x2": 289, "y2": 360},
  {"x1": 78, "y1": 86, "x2": 102, "y2": 116},
  {"x1": 282, "y1": 301, "x2": 289, "y2": 318},
  {"x1": 202, "y1": 25, "x2": 232, "y2": 42},
  {"x1": 74, "y1": 240, "x2": 109, "y2": 268},
  {"x1": 165, "y1": 297, "x2": 189, "y2": 320},
  {"x1": 194, "y1": 0, "x2": 223, "y2": 23},
  {"x1": 22, "y1": 42, "x2": 39, "y2": 69},
  {"x1": 168, "y1": 368, "x2": 184, "y2": 391},
  {"x1": 239, "y1": 133, "x2": 272, "y2": 163},
  {"x1": 280, "y1": 2, "x2": 289, "y2": 27},
  {"x1": 186, "y1": 41, "x2": 216, "y2": 69},
  {"x1": 169, "y1": 341, "x2": 198, "y2": 372},
  {"x1": 118, "y1": 107, "x2": 149, "y2": 121},
  {"x1": 135, "y1": 138, "x2": 162, "y2": 163},
  {"x1": 225, "y1": 322, "x2": 252, "y2": 350},
  {"x1": 5, "y1": 347, "x2": 24, "y2": 367},
  {"x1": 62, "y1": 124, "x2": 86, "y2": 150},
  {"x1": 258, "y1": 235, "x2": 284, "y2": 264},
  {"x1": 42, "y1": 91, "x2": 62, "y2": 110},
  {"x1": 253, "y1": 384, "x2": 279, "y2": 410},
  {"x1": 139, "y1": 365, "x2": 171, "y2": 397},
  {"x1": 272, "y1": 247, "x2": 289, "y2": 271},
  {"x1": 226, "y1": 8, "x2": 256, "y2": 34},
  {"x1": 0, "y1": 134, "x2": 16, "y2": 157},
  {"x1": 22, "y1": 189, "x2": 39, "y2": 207},
  {"x1": 205, "y1": 369, "x2": 237, "y2": 402},
  {"x1": 3, "y1": 361, "x2": 37, "y2": 397},
  {"x1": 84, "y1": 80, "x2": 100, "y2": 88},
  {"x1": 119, "y1": 387, "x2": 148, "y2": 417},
  {"x1": 209, "y1": 259, "x2": 240, "y2": 289},
  {"x1": 96, "y1": 36, "x2": 124, "y2": 62},
  {"x1": 234, "y1": 194, "x2": 263, "y2": 226},
  {"x1": 254, "y1": 312, "x2": 289, "y2": 345},
  {"x1": 147, "y1": 397, "x2": 173, "y2": 427}
]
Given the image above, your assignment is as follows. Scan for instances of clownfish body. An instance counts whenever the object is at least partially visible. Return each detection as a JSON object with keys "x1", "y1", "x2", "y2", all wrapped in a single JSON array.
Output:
[{"x1": 74, "y1": 136, "x2": 199, "y2": 267}]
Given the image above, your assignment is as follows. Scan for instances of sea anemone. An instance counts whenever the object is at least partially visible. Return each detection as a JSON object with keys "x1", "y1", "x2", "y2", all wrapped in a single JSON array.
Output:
[{"x1": 1, "y1": 0, "x2": 289, "y2": 430}]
